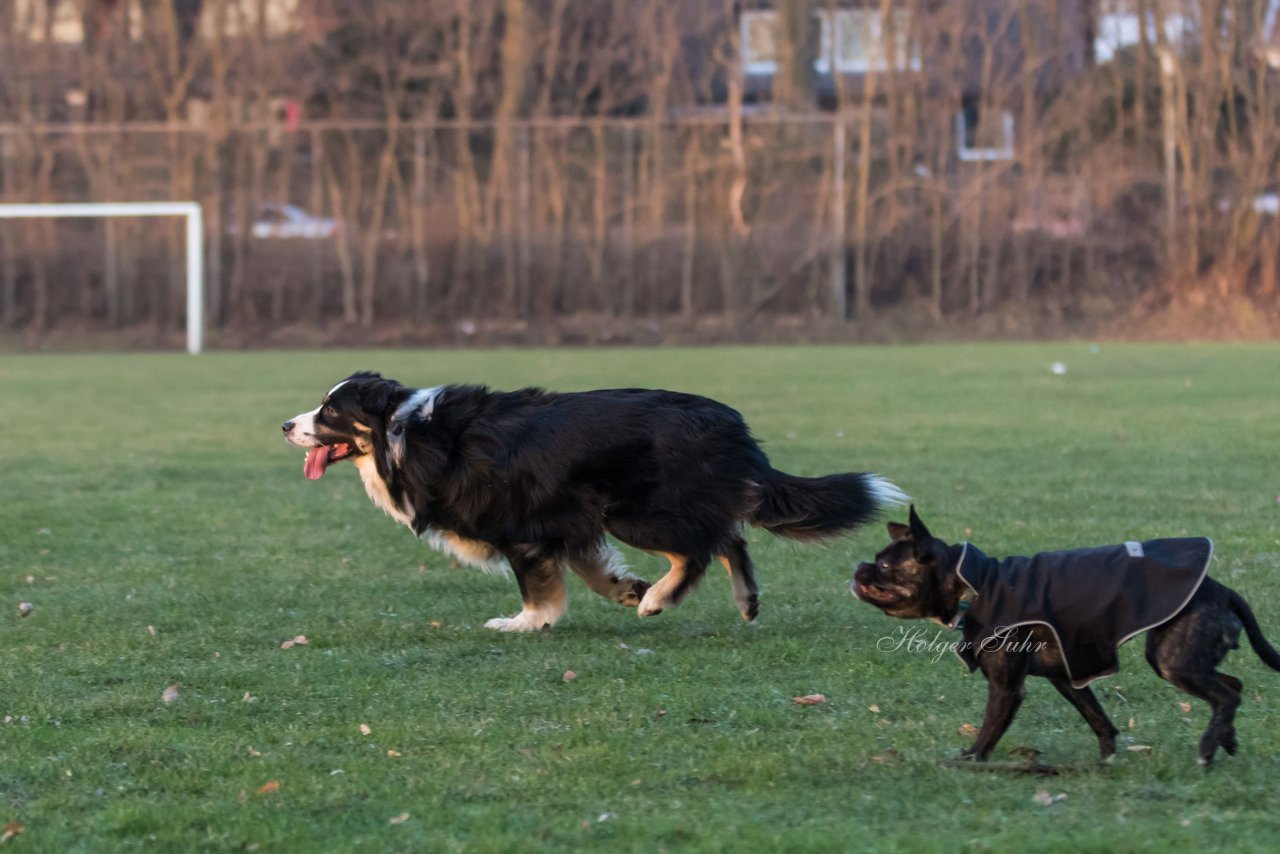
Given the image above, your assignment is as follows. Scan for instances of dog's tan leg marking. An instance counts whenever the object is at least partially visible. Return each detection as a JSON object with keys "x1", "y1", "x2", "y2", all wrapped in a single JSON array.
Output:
[
  {"x1": 485, "y1": 561, "x2": 568, "y2": 632},
  {"x1": 717, "y1": 538, "x2": 760, "y2": 621},
  {"x1": 718, "y1": 555, "x2": 753, "y2": 620},
  {"x1": 445, "y1": 532, "x2": 502, "y2": 565},
  {"x1": 567, "y1": 543, "x2": 650, "y2": 607},
  {"x1": 638, "y1": 552, "x2": 687, "y2": 617}
]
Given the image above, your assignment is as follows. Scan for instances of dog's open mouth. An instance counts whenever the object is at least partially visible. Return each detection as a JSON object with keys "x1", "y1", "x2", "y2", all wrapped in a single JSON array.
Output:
[
  {"x1": 854, "y1": 581, "x2": 902, "y2": 605},
  {"x1": 303, "y1": 443, "x2": 354, "y2": 480}
]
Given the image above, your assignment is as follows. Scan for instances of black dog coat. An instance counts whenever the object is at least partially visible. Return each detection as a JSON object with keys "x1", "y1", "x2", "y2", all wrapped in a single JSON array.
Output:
[{"x1": 951, "y1": 538, "x2": 1213, "y2": 687}]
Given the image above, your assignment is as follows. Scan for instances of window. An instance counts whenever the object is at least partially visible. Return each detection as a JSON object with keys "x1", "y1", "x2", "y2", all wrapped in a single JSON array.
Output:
[
  {"x1": 740, "y1": 6, "x2": 919, "y2": 77},
  {"x1": 741, "y1": 10, "x2": 781, "y2": 75},
  {"x1": 14, "y1": 0, "x2": 84, "y2": 43},
  {"x1": 816, "y1": 8, "x2": 921, "y2": 74},
  {"x1": 956, "y1": 102, "x2": 1014, "y2": 162},
  {"x1": 1093, "y1": 1, "x2": 1195, "y2": 63}
]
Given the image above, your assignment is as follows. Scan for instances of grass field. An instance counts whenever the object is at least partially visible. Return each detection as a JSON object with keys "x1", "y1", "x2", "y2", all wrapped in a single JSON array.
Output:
[{"x1": 3, "y1": 343, "x2": 1280, "y2": 851}]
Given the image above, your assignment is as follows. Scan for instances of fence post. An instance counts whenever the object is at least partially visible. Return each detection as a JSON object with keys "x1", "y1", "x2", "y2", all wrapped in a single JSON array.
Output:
[
  {"x1": 831, "y1": 119, "x2": 848, "y2": 321},
  {"x1": 517, "y1": 125, "x2": 531, "y2": 319},
  {"x1": 621, "y1": 123, "x2": 635, "y2": 319}
]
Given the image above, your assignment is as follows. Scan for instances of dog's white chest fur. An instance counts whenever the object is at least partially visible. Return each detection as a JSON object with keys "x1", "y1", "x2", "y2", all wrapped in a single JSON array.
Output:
[{"x1": 353, "y1": 454, "x2": 415, "y2": 528}]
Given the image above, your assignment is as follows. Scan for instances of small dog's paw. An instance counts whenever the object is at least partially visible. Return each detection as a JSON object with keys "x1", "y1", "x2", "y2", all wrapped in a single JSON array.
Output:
[{"x1": 740, "y1": 594, "x2": 760, "y2": 622}]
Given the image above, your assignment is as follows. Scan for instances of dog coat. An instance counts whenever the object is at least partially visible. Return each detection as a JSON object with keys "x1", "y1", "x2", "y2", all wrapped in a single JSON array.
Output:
[{"x1": 951, "y1": 538, "x2": 1213, "y2": 687}]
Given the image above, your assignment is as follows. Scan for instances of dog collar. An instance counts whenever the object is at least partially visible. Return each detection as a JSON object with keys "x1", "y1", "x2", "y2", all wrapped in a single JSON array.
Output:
[
  {"x1": 386, "y1": 386, "x2": 442, "y2": 468},
  {"x1": 948, "y1": 543, "x2": 977, "y2": 630},
  {"x1": 949, "y1": 588, "x2": 976, "y2": 630}
]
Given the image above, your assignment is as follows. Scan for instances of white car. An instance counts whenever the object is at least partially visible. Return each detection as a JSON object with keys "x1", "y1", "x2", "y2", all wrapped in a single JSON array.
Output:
[{"x1": 229, "y1": 203, "x2": 342, "y2": 240}]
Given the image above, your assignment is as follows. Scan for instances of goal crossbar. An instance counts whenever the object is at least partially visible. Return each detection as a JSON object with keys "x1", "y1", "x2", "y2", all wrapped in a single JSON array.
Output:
[{"x1": 0, "y1": 201, "x2": 204, "y2": 354}]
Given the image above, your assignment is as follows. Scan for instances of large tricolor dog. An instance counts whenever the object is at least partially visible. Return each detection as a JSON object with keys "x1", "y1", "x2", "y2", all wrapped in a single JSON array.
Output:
[{"x1": 283, "y1": 372, "x2": 905, "y2": 631}]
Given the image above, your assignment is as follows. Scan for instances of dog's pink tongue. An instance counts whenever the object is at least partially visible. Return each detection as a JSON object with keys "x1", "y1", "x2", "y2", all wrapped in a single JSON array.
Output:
[{"x1": 303, "y1": 447, "x2": 329, "y2": 480}]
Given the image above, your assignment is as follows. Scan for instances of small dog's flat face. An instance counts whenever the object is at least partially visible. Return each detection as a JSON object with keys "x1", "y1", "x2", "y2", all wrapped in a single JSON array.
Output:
[
  {"x1": 282, "y1": 372, "x2": 405, "y2": 479},
  {"x1": 853, "y1": 507, "x2": 950, "y2": 620}
]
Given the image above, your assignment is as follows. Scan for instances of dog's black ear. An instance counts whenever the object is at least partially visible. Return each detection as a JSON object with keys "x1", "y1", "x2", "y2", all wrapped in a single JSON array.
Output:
[
  {"x1": 358, "y1": 378, "x2": 409, "y2": 417},
  {"x1": 887, "y1": 521, "x2": 911, "y2": 540},
  {"x1": 907, "y1": 505, "x2": 933, "y2": 542}
]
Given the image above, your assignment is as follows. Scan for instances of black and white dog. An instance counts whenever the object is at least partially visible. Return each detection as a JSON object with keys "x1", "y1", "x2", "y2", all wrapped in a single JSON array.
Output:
[{"x1": 283, "y1": 372, "x2": 905, "y2": 631}]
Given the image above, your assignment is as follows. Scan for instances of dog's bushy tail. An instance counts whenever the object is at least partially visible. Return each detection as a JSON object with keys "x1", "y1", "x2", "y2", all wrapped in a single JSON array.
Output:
[
  {"x1": 751, "y1": 471, "x2": 907, "y2": 540},
  {"x1": 1229, "y1": 590, "x2": 1280, "y2": 671}
]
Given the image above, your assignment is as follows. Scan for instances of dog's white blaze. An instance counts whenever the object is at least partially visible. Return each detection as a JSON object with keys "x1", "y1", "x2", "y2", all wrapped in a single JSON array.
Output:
[
  {"x1": 284, "y1": 406, "x2": 321, "y2": 447},
  {"x1": 353, "y1": 454, "x2": 415, "y2": 527},
  {"x1": 866, "y1": 475, "x2": 910, "y2": 508},
  {"x1": 325, "y1": 379, "x2": 349, "y2": 398}
]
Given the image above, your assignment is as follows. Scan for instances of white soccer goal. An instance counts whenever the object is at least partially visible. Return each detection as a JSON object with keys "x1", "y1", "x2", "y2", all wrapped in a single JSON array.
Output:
[{"x1": 0, "y1": 201, "x2": 205, "y2": 353}]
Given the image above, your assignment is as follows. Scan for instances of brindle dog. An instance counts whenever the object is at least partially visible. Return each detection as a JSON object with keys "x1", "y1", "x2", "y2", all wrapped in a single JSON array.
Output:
[{"x1": 853, "y1": 508, "x2": 1280, "y2": 767}]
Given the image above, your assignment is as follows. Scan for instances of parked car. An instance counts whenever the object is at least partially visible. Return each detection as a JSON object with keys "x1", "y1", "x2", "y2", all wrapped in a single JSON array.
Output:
[
  {"x1": 227, "y1": 203, "x2": 342, "y2": 240},
  {"x1": 1218, "y1": 187, "x2": 1280, "y2": 217}
]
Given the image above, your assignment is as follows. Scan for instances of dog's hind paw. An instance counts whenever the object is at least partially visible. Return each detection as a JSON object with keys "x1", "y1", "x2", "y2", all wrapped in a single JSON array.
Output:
[{"x1": 636, "y1": 596, "x2": 666, "y2": 618}]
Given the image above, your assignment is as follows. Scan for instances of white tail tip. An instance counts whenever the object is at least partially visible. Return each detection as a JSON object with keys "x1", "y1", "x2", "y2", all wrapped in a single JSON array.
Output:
[{"x1": 866, "y1": 475, "x2": 910, "y2": 508}]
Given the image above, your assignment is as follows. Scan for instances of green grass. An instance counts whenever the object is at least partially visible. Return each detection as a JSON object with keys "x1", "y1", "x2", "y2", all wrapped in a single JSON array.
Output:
[{"x1": 3, "y1": 343, "x2": 1280, "y2": 851}]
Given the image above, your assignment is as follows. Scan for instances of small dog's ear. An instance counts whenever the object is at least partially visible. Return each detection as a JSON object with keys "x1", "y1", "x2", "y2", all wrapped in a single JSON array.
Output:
[
  {"x1": 887, "y1": 521, "x2": 911, "y2": 540},
  {"x1": 907, "y1": 505, "x2": 933, "y2": 542}
]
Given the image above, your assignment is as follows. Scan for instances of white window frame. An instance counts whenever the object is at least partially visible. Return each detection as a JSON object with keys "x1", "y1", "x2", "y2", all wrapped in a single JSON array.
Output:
[
  {"x1": 740, "y1": 9, "x2": 781, "y2": 75},
  {"x1": 955, "y1": 109, "x2": 1015, "y2": 162},
  {"x1": 815, "y1": 8, "x2": 922, "y2": 74},
  {"x1": 1093, "y1": 2, "x2": 1194, "y2": 63}
]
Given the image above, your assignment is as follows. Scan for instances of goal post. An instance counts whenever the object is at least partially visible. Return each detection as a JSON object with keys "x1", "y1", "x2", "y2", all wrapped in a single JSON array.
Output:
[{"x1": 0, "y1": 201, "x2": 205, "y2": 354}]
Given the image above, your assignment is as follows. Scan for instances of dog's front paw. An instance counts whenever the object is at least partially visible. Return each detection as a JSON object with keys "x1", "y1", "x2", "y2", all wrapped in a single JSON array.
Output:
[{"x1": 484, "y1": 612, "x2": 551, "y2": 632}]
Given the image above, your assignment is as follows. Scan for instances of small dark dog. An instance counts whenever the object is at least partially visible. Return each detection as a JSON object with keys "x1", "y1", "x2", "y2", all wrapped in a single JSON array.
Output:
[{"x1": 853, "y1": 507, "x2": 1280, "y2": 766}]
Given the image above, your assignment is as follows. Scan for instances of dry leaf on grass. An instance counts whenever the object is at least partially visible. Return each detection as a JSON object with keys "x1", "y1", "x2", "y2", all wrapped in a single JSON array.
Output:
[
  {"x1": 386, "y1": 749, "x2": 401, "y2": 758},
  {"x1": 867, "y1": 704, "x2": 881, "y2": 713},
  {"x1": 161, "y1": 684, "x2": 180, "y2": 704},
  {"x1": 256, "y1": 780, "x2": 280, "y2": 796},
  {"x1": 1179, "y1": 701, "x2": 1192, "y2": 713},
  {"x1": 246, "y1": 746, "x2": 262, "y2": 757},
  {"x1": 871, "y1": 749, "x2": 901, "y2": 764},
  {"x1": 0, "y1": 822, "x2": 23, "y2": 845},
  {"x1": 279, "y1": 635, "x2": 309, "y2": 650},
  {"x1": 958, "y1": 723, "x2": 979, "y2": 737},
  {"x1": 793, "y1": 694, "x2": 827, "y2": 705},
  {"x1": 146, "y1": 625, "x2": 156, "y2": 636},
  {"x1": 359, "y1": 724, "x2": 371, "y2": 736},
  {"x1": 562, "y1": 670, "x2": 577, "y2": 682},
  {"x1": 1126, "y1": 744, "x2": 1154, "y2": 754},
  {"x1": 389, "y1": 813, "x2": 411, "y2": 825},
  {"x1": 1032, "y1": 790, "x2": 1067, "y2": 806},
  {"x1": 17, "y1": 603, "x2": 33, "y2": 618}
]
